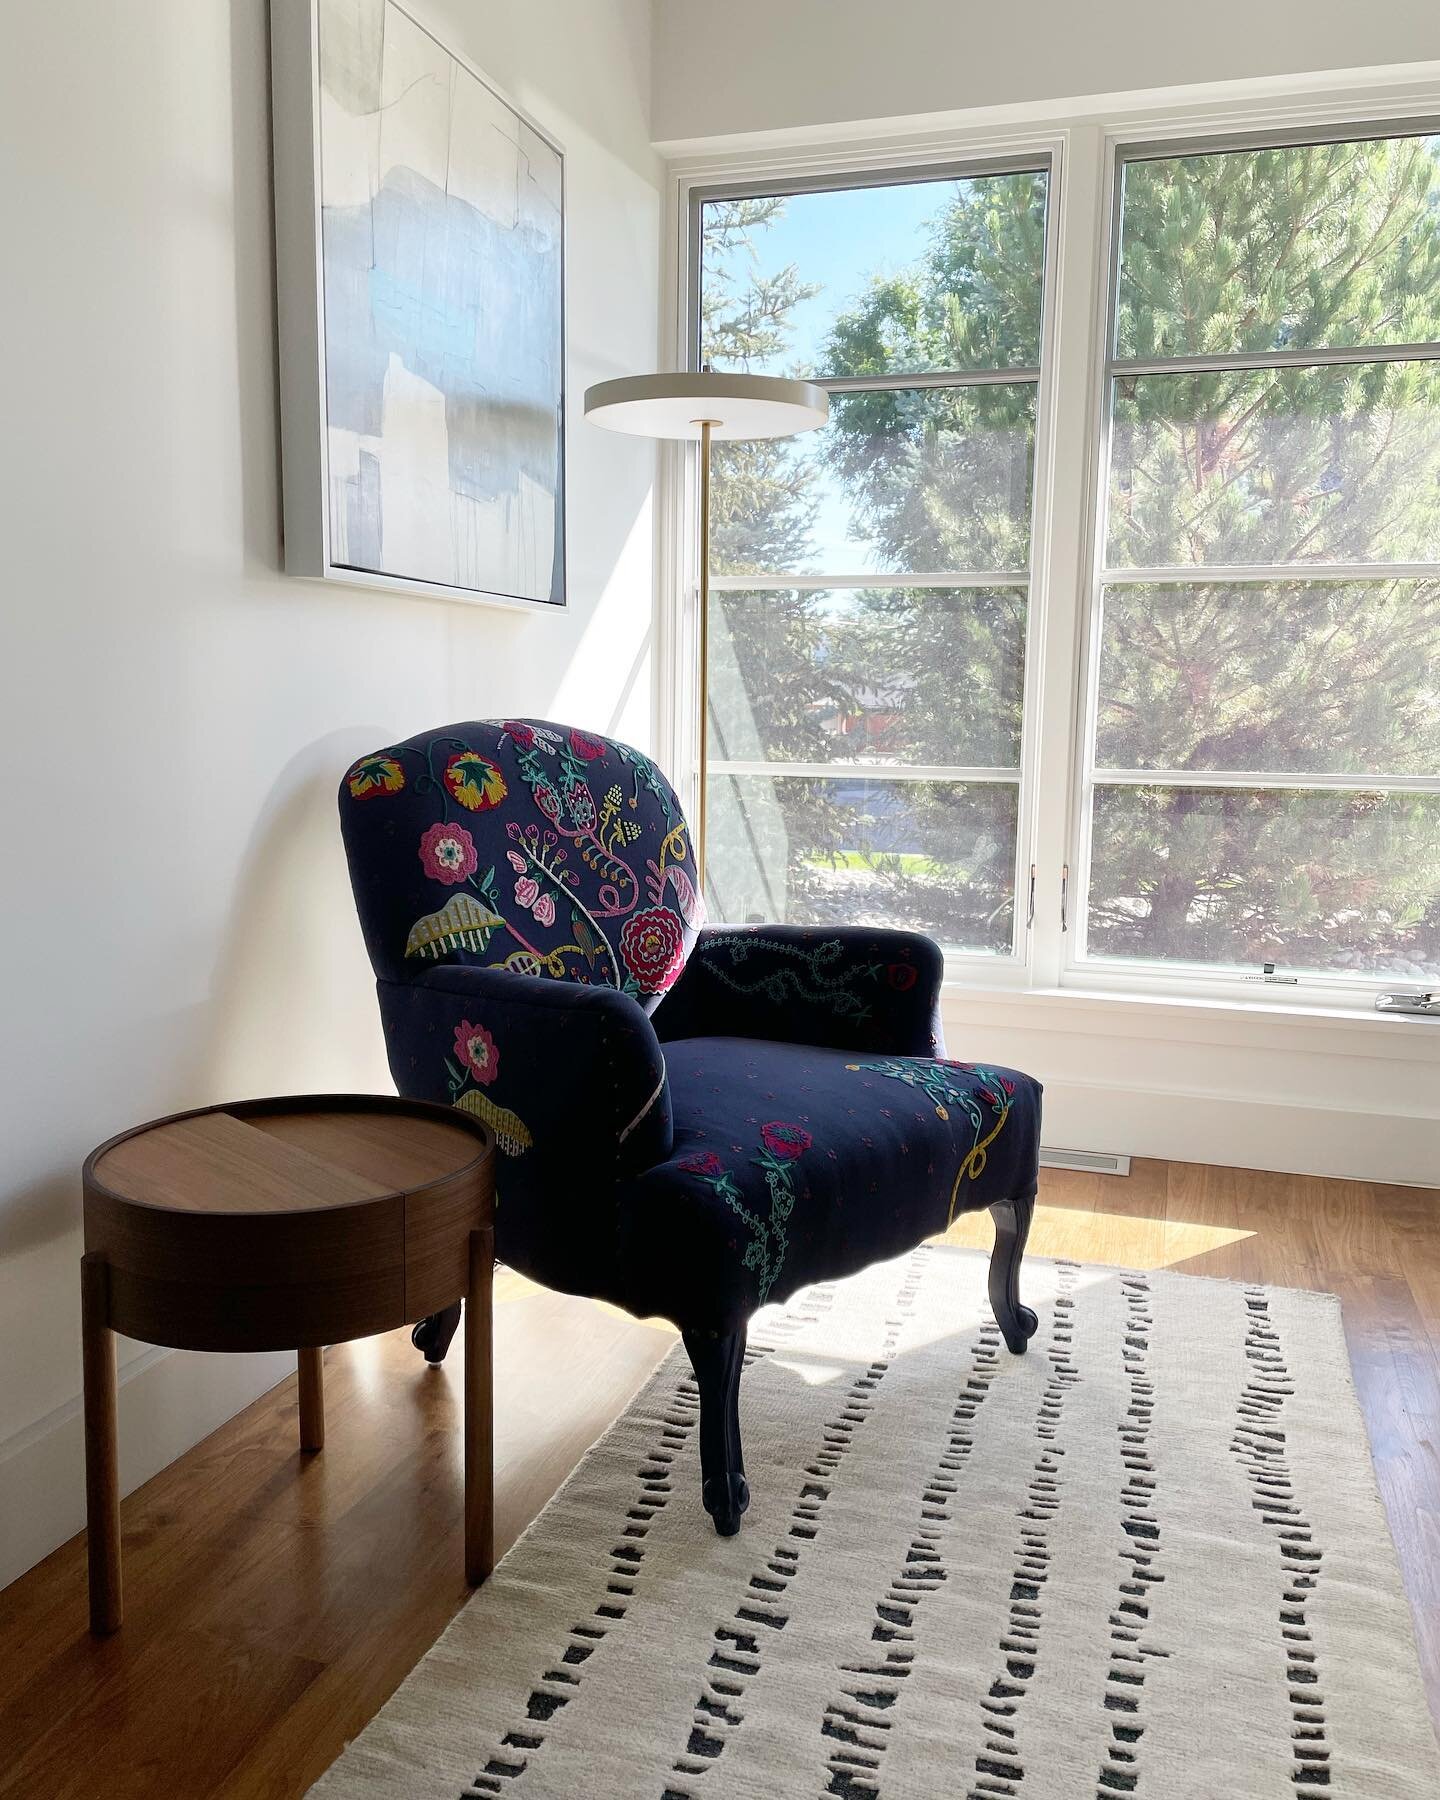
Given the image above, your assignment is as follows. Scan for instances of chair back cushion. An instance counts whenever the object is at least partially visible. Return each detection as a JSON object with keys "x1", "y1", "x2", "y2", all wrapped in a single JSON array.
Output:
[{"x1": 340, "y1": 720, "x2": 703, "y2": 1008}]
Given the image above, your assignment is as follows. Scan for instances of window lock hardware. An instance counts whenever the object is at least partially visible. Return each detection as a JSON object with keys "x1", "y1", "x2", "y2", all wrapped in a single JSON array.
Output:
[
  {"x1": 1026, "y1": 863, "x2": 1036, "y2": 929},
  {"x1": 1246, "y1": 962, "x2": 1298, "y2": 985},
  {"x1": 1060, "y1": 863, "x2": 1069, "y2": 933},
  {"x1": 1375, "y1": 991, "x2": 1440, "y2": 1017}
]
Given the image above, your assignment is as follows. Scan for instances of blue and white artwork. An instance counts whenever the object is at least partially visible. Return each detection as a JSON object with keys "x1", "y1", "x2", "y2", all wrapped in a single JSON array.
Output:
[{"x1": 316, "y1": 0, "x2": 564, "y2": 603}]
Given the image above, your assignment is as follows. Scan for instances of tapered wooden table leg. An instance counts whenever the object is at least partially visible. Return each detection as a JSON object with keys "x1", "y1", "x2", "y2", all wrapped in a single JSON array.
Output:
[
  {"x1": 82, "y1": 1254, "x2": 121, "y2": 1635},
  {"x1": 464, "y1": 1226, "x2": 494, "y2": 1585},
  {"x1": 298, "y1": 1347, "x2": 325, "y2": 1453}
]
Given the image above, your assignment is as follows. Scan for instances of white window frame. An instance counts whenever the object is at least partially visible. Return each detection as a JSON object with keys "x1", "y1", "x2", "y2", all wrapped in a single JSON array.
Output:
[
  {"x1": 674, "y1": 136, "x2": 1067, "y2": 988},
  {"x1": 660, "y1": 79, "x2": 1440, "y2": 1017},
  {"x1": 1067, "y1": 111, "x2": 1440, "y2": 1011}
]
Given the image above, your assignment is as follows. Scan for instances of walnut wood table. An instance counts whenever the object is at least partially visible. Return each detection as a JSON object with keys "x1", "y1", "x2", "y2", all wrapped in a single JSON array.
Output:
[{"x1": 80, "y1": 1094, "x2": 495, "y2": 1635}]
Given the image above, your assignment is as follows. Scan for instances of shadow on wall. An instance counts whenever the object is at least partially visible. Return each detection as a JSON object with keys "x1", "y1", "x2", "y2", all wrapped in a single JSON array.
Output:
[
  {"x1": 202, "y1": 726, "x2": 398, "y2": 1103},
  {"x1": 0, "y1": 728, "x2": 386, "y2": 1277}
]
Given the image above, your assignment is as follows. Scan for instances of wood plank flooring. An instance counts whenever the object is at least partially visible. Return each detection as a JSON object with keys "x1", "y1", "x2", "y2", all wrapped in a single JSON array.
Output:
[{"x1": 0, "y1": 1159, "x2": 1435, "y2": 1796}]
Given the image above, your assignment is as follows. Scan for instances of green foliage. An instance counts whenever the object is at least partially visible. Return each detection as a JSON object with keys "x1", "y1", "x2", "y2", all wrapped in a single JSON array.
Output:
[
  {"x1": 701, "y1": 142, "x2": 1440, "y2": 974},
  {"x1": 1115, "y1": 139, "x2": 1440, "y2": 357}
]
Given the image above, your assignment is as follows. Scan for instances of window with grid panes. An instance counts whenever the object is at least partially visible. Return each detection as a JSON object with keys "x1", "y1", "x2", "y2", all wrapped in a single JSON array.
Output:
[
  {"x1": 695, "y1": 167, "x2": 1050, "y2": 953},
  {"x1": 1079, "y1": 132, "x2": 1440, "y2": 983}
]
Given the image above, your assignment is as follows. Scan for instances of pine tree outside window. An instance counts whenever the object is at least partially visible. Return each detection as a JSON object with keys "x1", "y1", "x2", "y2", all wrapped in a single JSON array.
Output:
[
  {"x1": 686, "y1": 123, "x2": 1440, "y2": 1002},
  {"x1": 1082, "y1": 131, "x2": 1440, "y2": 983},
  {"x1": 694, "y1": 166, "x2": 1052, "y2": 954}
]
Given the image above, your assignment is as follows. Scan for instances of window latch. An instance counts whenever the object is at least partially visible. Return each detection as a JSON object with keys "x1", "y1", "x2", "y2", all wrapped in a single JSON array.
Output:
[
  {"x1": 1375, "y1": 991, "x2": 1440, "y2": 1017},
  {"x1": 1060, "y1": 863, "x2": 1069, "y2": 933},
  {"x1": 1026, "y1": 863, "x2": 1036, "y2": 929},
  {"x1": 1245, "y1": 962, "x2": 1297, "y2": 985}
]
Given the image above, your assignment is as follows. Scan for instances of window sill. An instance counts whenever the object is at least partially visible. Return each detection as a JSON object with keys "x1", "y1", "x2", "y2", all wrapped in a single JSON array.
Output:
[{"x1": 939, "y1": 978, "x2": 1440, "y2": 1059}]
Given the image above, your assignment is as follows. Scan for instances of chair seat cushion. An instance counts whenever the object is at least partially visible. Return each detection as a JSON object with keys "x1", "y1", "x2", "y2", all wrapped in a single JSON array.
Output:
[{"x1": 614, "y1": 1036, "x2": 1041, "y2": 1331}]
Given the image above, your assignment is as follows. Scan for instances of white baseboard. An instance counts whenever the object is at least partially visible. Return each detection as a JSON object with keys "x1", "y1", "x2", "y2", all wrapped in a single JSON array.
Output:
[
  {"x1": 0, "y1": 1346, "x2": 293, "y2": 1595},
  {"x1": 1037, "y1": 1077, "x2": 1439, "y2": 1187}
]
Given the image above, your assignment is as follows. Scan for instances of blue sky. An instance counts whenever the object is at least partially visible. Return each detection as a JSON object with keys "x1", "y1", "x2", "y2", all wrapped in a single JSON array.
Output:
[
  {"x1": 703, "y1": 178, "x2": 955, "y2": 569},
  {"x1": 704, "y1": 177, "x2": 956, "y2": 377}
]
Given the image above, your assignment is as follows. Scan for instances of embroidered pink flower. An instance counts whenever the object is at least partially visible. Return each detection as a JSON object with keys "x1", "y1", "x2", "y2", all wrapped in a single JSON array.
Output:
[
  {"x1": 514, "y1": 876, "x2": 541, "y2": 909},
  {"x1": 999, "y1": 1076, "x2": 1016, "y2": 1095},
  {"x1": 680, "y1": 1151, "x2": 723, "y2": 1177},
  {"x1": 453, "y1": 1020, "x2": 499, "y2": 1084},
  {"x1": 760, "y1": 1121, "x2": 811, "y2": 1161},
  {"x1": 533, "y1": 893, "x2": 556, "y2": 928},
  {"x1": 419, "y1": 820, "x2": 477, "y2": 885},
  {"x1": 507, "y1": 850, "x2": 527, "y2": 873},
  {"x1": 619, "y1": 906, "x2": 686, "y2": 995},
  {"x1": 887, "y1": 962, "x2": 918, "y2": 991},
  {"x1": 568, "y1": 728, "x2": 606, "y2": 761},
  {"x1": 502, "y1": 720, "x2": 537, "y2": 749}
]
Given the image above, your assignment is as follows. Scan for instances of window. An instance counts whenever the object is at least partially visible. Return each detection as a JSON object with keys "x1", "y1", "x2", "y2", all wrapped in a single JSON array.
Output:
[
  {"x1": 1080, "y1": 131, "x2": 1440, "y2": 982},
  {"x1": 683, "y1": 121, "x2": 1440, "y2": 1002},
  {"x1": 695, "y1": 167, "x2": 1051, "y2": 953}
]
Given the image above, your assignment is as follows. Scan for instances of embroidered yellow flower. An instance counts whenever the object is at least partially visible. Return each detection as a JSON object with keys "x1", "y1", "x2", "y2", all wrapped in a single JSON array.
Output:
[
  {"x1": 444, "y1": 751, "x2": 507, "y2": 812},
  {"x1": 347, "y1": 754, "x2": 405, "y2": 800}
]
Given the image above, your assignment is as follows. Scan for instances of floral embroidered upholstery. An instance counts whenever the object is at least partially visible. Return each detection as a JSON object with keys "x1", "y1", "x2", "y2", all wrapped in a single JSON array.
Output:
[
  {"x1": 614, "y1": 1036, "x2": 1037, "y2": 1330},
  {"x1": 342, "y1": 720, "x2": 701, "y2": 999},
  {"x1": 340, "y1": 719, "x2": 1043, "y2": 1533},
  {"x1": 653, "y1": 924, "x2": 945, "y2": 1057}
]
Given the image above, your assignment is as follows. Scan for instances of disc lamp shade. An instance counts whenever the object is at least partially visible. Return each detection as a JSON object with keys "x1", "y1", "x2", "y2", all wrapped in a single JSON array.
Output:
[{"x1": 582, "y1": 371, "x2": 829, "y2": 888}]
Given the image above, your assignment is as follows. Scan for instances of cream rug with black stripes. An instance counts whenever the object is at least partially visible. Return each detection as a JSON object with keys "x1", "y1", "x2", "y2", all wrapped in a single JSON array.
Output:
[{"x1": 309, "y1": 1247, "x2": 1439, "y2": 1799}]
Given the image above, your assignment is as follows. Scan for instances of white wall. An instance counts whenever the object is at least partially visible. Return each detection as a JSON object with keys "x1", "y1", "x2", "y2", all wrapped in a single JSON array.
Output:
[
  {"x1": 651, "y1": 0, "x2": 1440, "y2": 145},
  {"x1": 0, "y1": 0, "x2": 661, "y2": 1591}
]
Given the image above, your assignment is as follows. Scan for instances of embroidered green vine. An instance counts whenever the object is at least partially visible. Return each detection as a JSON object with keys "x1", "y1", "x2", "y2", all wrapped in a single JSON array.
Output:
[
  {"x1": 846, "y1": 1059, "x2": 1015, "y2": 1225},
  {"x1": 681, "y1": 1122, "x2": 811, "y2": 1303},
  {"x1": 696, "y1": 935, "x2": 883, "y2": 1022}
]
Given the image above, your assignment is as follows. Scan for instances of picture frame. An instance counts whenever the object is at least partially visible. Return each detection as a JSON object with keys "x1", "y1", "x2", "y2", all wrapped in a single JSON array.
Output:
[{"x1": 270, "y1": 0, "x2": 567, "y2": 610}]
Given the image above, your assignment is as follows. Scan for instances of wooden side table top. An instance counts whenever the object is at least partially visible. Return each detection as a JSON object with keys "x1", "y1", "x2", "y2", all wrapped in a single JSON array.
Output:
[
  {"x1": 83, "y1": 1094, "x2": 495, "y2": 1353},
  {"x1": 80, "y1": 1094, "x2": 497, "y2": 1634}
]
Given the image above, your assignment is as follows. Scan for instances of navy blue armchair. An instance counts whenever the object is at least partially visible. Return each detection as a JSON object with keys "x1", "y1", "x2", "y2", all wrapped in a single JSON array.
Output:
[{"x1": 340, "y1": 720, "x2": 1041, "y2": 1534}]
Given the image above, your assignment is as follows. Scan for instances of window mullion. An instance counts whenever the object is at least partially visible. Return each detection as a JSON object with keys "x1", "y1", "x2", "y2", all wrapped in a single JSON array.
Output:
[{"x1": 1029, "y1": 124, "x2": 1112, "y2": 988}]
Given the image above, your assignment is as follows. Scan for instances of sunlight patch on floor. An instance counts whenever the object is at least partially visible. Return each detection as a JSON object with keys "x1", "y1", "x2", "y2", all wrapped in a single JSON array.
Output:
[{"x1": 936, "y1": 1204, "x2": 1254, "y2": 1272}]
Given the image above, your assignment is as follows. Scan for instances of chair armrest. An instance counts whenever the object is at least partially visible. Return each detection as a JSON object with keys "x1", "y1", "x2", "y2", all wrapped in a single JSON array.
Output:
[
  {"x1": 652, "y1": 924, "x2": 945, "y2": 1056},
  {"x1": 376, "y1": 965, "x2": 673, "y2": 1176}
]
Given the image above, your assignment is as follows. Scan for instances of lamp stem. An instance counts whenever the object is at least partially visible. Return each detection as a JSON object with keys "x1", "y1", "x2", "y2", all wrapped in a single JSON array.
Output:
[{"x1": 697, "y1": 418, "x2": 712, "y2": 892}]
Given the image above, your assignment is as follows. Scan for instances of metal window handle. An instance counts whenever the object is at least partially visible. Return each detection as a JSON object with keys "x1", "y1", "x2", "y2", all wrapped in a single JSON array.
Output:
[
  {"x1": 1376, "y1": 991, "x2": 1440, "y2": 1016},
  {"x1": 1060, "y1": 863, "x2": 1069, "y2": 933},
  {"x1": 1026, "y1": 864, "x2": 1036, "y2": 929}
]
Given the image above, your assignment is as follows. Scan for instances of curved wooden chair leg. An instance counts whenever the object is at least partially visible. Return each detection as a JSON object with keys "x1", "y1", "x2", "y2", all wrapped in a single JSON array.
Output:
[
  {"x1": 988, "y1": 1191, "x2": 1040, "y2": 1354},
  {"x1": 683, "y1": 1326, "x2": 749, "y2": 1535}
]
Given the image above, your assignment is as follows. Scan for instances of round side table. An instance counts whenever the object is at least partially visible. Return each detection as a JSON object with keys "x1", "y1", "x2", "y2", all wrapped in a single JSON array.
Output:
[{"x1": 81, "y1": 1093, "x2": 496, "y2": 1635}]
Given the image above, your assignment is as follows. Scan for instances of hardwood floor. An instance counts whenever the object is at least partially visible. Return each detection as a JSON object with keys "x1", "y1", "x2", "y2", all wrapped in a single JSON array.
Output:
[{"x1": 1, "y1": 1159, "x2": 1436, "y2": 1797}]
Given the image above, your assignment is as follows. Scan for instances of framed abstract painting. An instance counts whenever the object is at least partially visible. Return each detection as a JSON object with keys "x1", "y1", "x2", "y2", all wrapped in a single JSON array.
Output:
[{"x1": 271, "y1": 0, "x2": 566, "y2": 609}]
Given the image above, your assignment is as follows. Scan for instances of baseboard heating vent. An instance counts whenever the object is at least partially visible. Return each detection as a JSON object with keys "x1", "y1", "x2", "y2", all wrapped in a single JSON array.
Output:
[{"x1": 1039, "y1": 1147, "x2": 1132, "y2": 1176}]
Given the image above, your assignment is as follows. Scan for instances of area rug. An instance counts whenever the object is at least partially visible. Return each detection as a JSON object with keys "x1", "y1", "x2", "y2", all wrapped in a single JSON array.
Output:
[{"x1": 310, "y1": 1248, "x2": 1439, "y2": 1798}]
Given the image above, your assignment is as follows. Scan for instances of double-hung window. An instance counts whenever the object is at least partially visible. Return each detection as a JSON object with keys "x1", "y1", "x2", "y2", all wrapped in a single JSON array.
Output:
[
  {"x1": 694, "y1": 164, "x2": 1052, "y2": 956},
  {"x1": 685, "y1": 124, "x2": 1440, "y2": 1001},
  {"x1": 1079, "y1": 130, "x2": 1440, "y2": 986}
]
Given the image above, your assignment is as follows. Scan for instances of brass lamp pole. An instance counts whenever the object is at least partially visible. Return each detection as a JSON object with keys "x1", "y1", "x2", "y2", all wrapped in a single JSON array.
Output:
[{"x1": 583, "y1": 372, "x2": 828, "y2": 888}]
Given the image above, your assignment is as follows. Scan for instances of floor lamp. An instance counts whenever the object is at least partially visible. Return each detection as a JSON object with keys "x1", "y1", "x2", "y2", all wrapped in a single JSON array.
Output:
[{"x1": 582, "y1": 372, "x2": 828, "y2": 888}]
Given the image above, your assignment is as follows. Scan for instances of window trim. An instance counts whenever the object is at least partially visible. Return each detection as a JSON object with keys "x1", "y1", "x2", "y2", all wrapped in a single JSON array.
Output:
[
  {"x1": 1068, "y1": 114, "x2": 1440, "y2": 999},
  {"x1": 662, "y1": 81, "x2": 1440, "y2": 1015}
]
